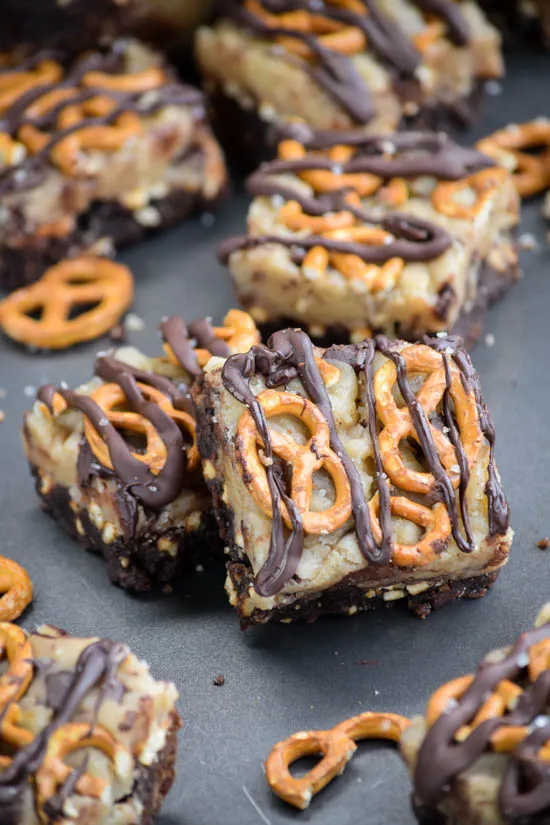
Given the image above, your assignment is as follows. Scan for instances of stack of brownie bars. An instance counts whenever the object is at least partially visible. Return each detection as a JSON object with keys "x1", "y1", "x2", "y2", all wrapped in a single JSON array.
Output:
[{"x1": 1, "y1": 1, "x2": 550, "y2": 823}]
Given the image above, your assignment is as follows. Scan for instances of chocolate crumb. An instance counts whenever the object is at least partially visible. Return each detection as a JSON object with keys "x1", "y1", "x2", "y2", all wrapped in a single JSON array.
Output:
[
  {"x1": 537, "y1": 537, "x2": 550, "y2": 550},
  {"x1": 355, "y1": 659, "x2": 381, "y2": 667},
  {"x1": 162, "y1": 584, "x2": 173, "y2": 595},
  {"x1": 213, "y1": 674, "x2": 225, "y2": 686},
  {"x1": 109, "y1": 323, "x2": 126, "y2": 343}
]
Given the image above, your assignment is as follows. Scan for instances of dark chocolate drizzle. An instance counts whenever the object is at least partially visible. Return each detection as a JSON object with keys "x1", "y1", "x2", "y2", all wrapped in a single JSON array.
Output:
[
  {"x1": 159, "y1": 315, "x2": 231, "y2": 378},
  {"x1": 0, "y1": 43, "x2": 204, "y2": 195},
  {"x1": 414, "y1": 621, "x2": 550, "y2": 821},
  {"x1": 221, "y1": 328, "x2": 509, "y2": 596},
  {"x1": 218, "y1": 0, "x2": 469, "y2": 122},
  {"x1": 0, "y1": 638, "x2": 126, "y2": 825},
  {"x1": 219, "y1": 130, "x2": 495, "y2": 266}
]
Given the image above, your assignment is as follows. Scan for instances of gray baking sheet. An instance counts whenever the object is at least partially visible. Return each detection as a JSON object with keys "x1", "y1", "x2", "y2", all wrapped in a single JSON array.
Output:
[{"x1": 1, "y1": 48, "x2": 550, "y2": 825}]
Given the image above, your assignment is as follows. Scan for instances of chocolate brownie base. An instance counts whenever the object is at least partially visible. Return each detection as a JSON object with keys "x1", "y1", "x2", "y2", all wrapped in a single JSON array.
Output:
[
  {"x1": 30, "y1": 463, "x2": 221, "y2": 593},
  {"x1": 138, "y1": 710, "x2": 181, "y2": 825},
  {"x1": 226, "y1": 558, "x2": 500, "y2": 627},
  {"x1": 0, "y1": 183, "x2": 228, "y2": 292},
  {"x1": 205, "y1": 85, "x2": 487, "y2": 172},
  {"x1": 254, "y1": 255, "x2": 519, "y2": 350}
]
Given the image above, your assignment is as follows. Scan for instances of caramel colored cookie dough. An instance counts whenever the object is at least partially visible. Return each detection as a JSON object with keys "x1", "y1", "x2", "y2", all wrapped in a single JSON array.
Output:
[
  {"x1": 220, "y1": 127, "x2": 519, "y2": 345},
  {"x1": 193, "y1": 328, "x2": 512, "y2": 626},
  {"x1": 0, "y1": 621, "x2": 179, "y2": 825}
]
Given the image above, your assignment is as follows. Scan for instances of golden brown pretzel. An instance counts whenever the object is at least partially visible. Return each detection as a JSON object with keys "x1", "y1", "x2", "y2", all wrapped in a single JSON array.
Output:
[
  {"x1": 0, "y1": 623, "x2": 34, "y2": 750},
  {"x1": 236, "y1": 389, "x2": 352, "y2": 534},
  {"x1": 431, "y1": 167, "x2": 508, "y2": 220},
  {"x1": 425, "y1": 638, "x2": 550, "y2": 760},
  {"x1": 368, "y1": 492, "x2": 451, "y2": 567},
  {"x1": 477, "y1": 120, "x2": 550, "y2": 197},
  {"x1": 195, "y1": 309, "x2": 261, "y2": 366},
  {"x1": 35, "y1": 722, "x2": 131, "y2": 820},
  {"x1": 265, "y1": 712, "x2": 410, "y2": 809},
  {"x1": 84, "y1": 381, "x2": 199, "y2": 474},
  {"x1": 374, "y1": 344, "x2": 482, "y2": 495},
  {"x1": 0, "y1": 257, "x2": 134, "y2": 350},
  {"x1": 0, "y1": 557, "x2": 33, "y2": 623}
]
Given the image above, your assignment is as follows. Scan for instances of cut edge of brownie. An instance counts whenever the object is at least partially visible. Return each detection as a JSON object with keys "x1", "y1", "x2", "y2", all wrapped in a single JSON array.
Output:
[
  {"x1": 204, "y1": 83, "x2": 487, "y2": 172},
  {"x1": 136, "y1": 708, "x2": 182, "y2": 825},
  {"x1": 0, "y1": 180, "x2": 230, "y2": 292},
  {"x1": 28, "y1": 461, "x2": 221, "y2": 593},
  {"x1": 246, "y1": 247, "x2": 520, "y2": 350}
]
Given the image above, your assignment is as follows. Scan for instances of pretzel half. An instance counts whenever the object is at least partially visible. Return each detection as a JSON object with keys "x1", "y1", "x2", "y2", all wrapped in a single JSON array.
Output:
[
  {"x1": 0, "y1": 557, "x2": 33, "y2": 623},
  {"x1": 476, "y1": 120, "x2": 550, "y2": 197},
  {"x1": 0, "y1": 257, "x2": 134, "y2": 350},
  {"x1": 265, "y1": 712, "x2": 410, "y2": 809}
]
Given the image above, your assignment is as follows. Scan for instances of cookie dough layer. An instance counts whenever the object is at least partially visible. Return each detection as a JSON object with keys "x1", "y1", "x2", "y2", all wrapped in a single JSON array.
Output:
[
  {"x1": 194, "y1": 330, "x2": 512, "y2": 626},
  {"x1": 0, "y1": 622, "x2": 179, "y2": 825},
  {"x1": 196, "y1": 1, "x2": 502, "y2": 167},
  {"x1": 0, "y1": 40, "x2": 227, "y2": 290},
  {"x1": 221, "y1": 130, "x2": 519, "y2": 345}
]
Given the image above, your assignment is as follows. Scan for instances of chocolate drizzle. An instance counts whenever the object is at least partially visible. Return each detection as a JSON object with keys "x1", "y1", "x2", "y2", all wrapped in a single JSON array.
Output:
[
  {"x1": 218, "y1": 0, "x2": 469, "y2": 122},
  {"x1": 160, "y1": 315, "x2": 231, "y2": 378},
  {"x1": 0, "y1": 638, "x2": 126, "y2": 825},
  {"x1": 414, "y1": 621, "x2": 550, "y2": 820},
  {"x1": 0, "y1": 43, "x2": 204, "y2": 195},
  {"x1": 219, "y1": 131, "x2": 496, "y2": 266},
  {"x1": 221, "y1": 328, "x2": 509, "y2": 596}
]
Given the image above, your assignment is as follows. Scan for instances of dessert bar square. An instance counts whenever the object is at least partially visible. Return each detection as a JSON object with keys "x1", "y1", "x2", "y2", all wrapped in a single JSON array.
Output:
[
  {"x1": 220, "y1": 128, "x2": 520, "y2": 345},
  {"x1": 402, "y1": 603, "x2": 550, "y2": 825},
  {"x1": 0, "y1": 39, "x2": 227, "y2": 291},
  {"x1": 0, "y1": 621, "x2": 179, "y2": 824},
  {"x1": 196, "y1": 0, "x2": 503, "y2": 167},
  {"x1": 22, "y1": 310, "x2": 259, "y2": 592},
  {"x1": 194, "y1": 328, "x2": 512, "y2": 625}
]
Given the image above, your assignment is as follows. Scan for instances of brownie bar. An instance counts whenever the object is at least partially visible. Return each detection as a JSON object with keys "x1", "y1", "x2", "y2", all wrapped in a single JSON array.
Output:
[
  {"x1": 194, "y1": 328, "x2": 512, "y2": 626},
  {"x1": 401, "y1": 603, "x2": 550, "y2": 825},
  {"x1": 196, "y1": 0, "x2": 502, "y2": 169},
  {"x1": 0, "y1": 0, "x2": 214, "y2": 54},
  {"x1": 0, "y1": 621, "x2": 180, "y2": 824},
  {"x1": 220, "y1": 127, "x2": 520, "y2": 345},
  {"x1": 0, "y1": 40, "x2": 227, "y2": 291},
  {"x1": 22, "y1": 310, "x2": 260, "y2": 592}
]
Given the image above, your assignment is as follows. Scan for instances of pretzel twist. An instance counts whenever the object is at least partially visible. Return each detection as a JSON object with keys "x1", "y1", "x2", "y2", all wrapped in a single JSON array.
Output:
[
  {"x1": 431, "y1": 167, "x2": 508, "y2": 220},
  {"x1": 84, "y1": 381, "x2": 199, "y2": 474},
  {"x1": 0, "y1": 257, "x2": 134, "y2": 350},
  {"x1": 265, "y1": 712, "x2": 410, "y2": 809},
  {"x1": 196, "y1": 309, "x2": 261, "y2": 366},
  {"x1": 276, "y1": 141, "x2": 406, "y2": 289},
  {"x1": 236, "y1": 389, "x2": 352, "y2": 534},
  {"x1": 35, "y1": 722, "x2": 131, "y2": 821},
  {"x1": 0, "y1": 557, "x2": 34, "y2": 623},
  {"x1": 374, "y1": 344, "x2": 483, "y2": 495},
  {"x1": 0, "y1": 624, "x2": 34, "y2": 751},
  {"x1": 476, "y1": 120, "x2": 550, "y2": 197},
  {"x1": 0, "y1": 60, "x2": 166, "y2": 176},
  {"x1": 368, "y1": 492, "x2": 451, "y2": 567},
  {"x1": 426, "y1": 639, "x2": 550, "y2": 759}
]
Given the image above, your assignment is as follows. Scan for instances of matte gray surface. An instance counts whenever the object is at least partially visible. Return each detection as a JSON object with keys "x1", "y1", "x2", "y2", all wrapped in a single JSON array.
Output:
[{"x1": 1, "y1": 49, "x2": 549, "y2": 825}]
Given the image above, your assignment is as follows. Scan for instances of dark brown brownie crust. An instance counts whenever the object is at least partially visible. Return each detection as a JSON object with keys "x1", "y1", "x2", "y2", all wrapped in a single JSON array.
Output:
[
  {"x1": 137, "y1": 709, "x2": 181, "y2": 825},
  {"x1": 205, "y1": 84, "x2": 486, "y2": 172},
  {"x1": 1, "y1": 184, "x2": 228, "y2": 292},
  {"x1": 29, "y1": 462, "x2": 221, "y2": 593},
  {"x1": 252, "y1": 255, "x2": 519, "y2": 351}
]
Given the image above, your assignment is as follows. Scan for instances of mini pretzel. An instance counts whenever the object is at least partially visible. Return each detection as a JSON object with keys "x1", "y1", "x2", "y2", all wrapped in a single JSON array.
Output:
[
  {"x1": 0, "y1": 556, "x2": 33, "y2": 623},
  {"x1": 426, "y1": 639, "x2": 550, "y2": 761},
  {"x1": 477, "y1": 120, "x2": 550, "y2": 197},
  {"x1": 0, "y1": 60, "x2": 62, "y2": 113},
  {"x1": 368, "y1": 492, "x2": 451, "y2": 567},
  {"x1": 0, "y1": 257, "x2": 134, "y2": 350},
  {"x1": 431, "y1": 167, "x2": 508, "y2": 220},
  {"x1": 0, "y1": 623, "x2": 34, "y2": 750},
  {"x1": 278, "y1": 140, "x2": 382, "y2": 197},
  {"x1": 236, "y1": 389, "x2": 351, "y2": 534},
  {"x1": 35, "y1": 722, "x2": 131, "y2": 819},
  {"x1": 195, "y1": 309, "x2": 261, "y2": 366},
  {"x1": 374, "y1": 344, "x2": 482, "y2": 495},
  {"x1": 81, "y1": 67, "x2": 167, "y2": 92},
  {"x1": 265, "y1": 711, "x2": 410, "y2": 810},
  {"x1": 84, "y1": 381, "x2": 199, "y2": 474}
]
